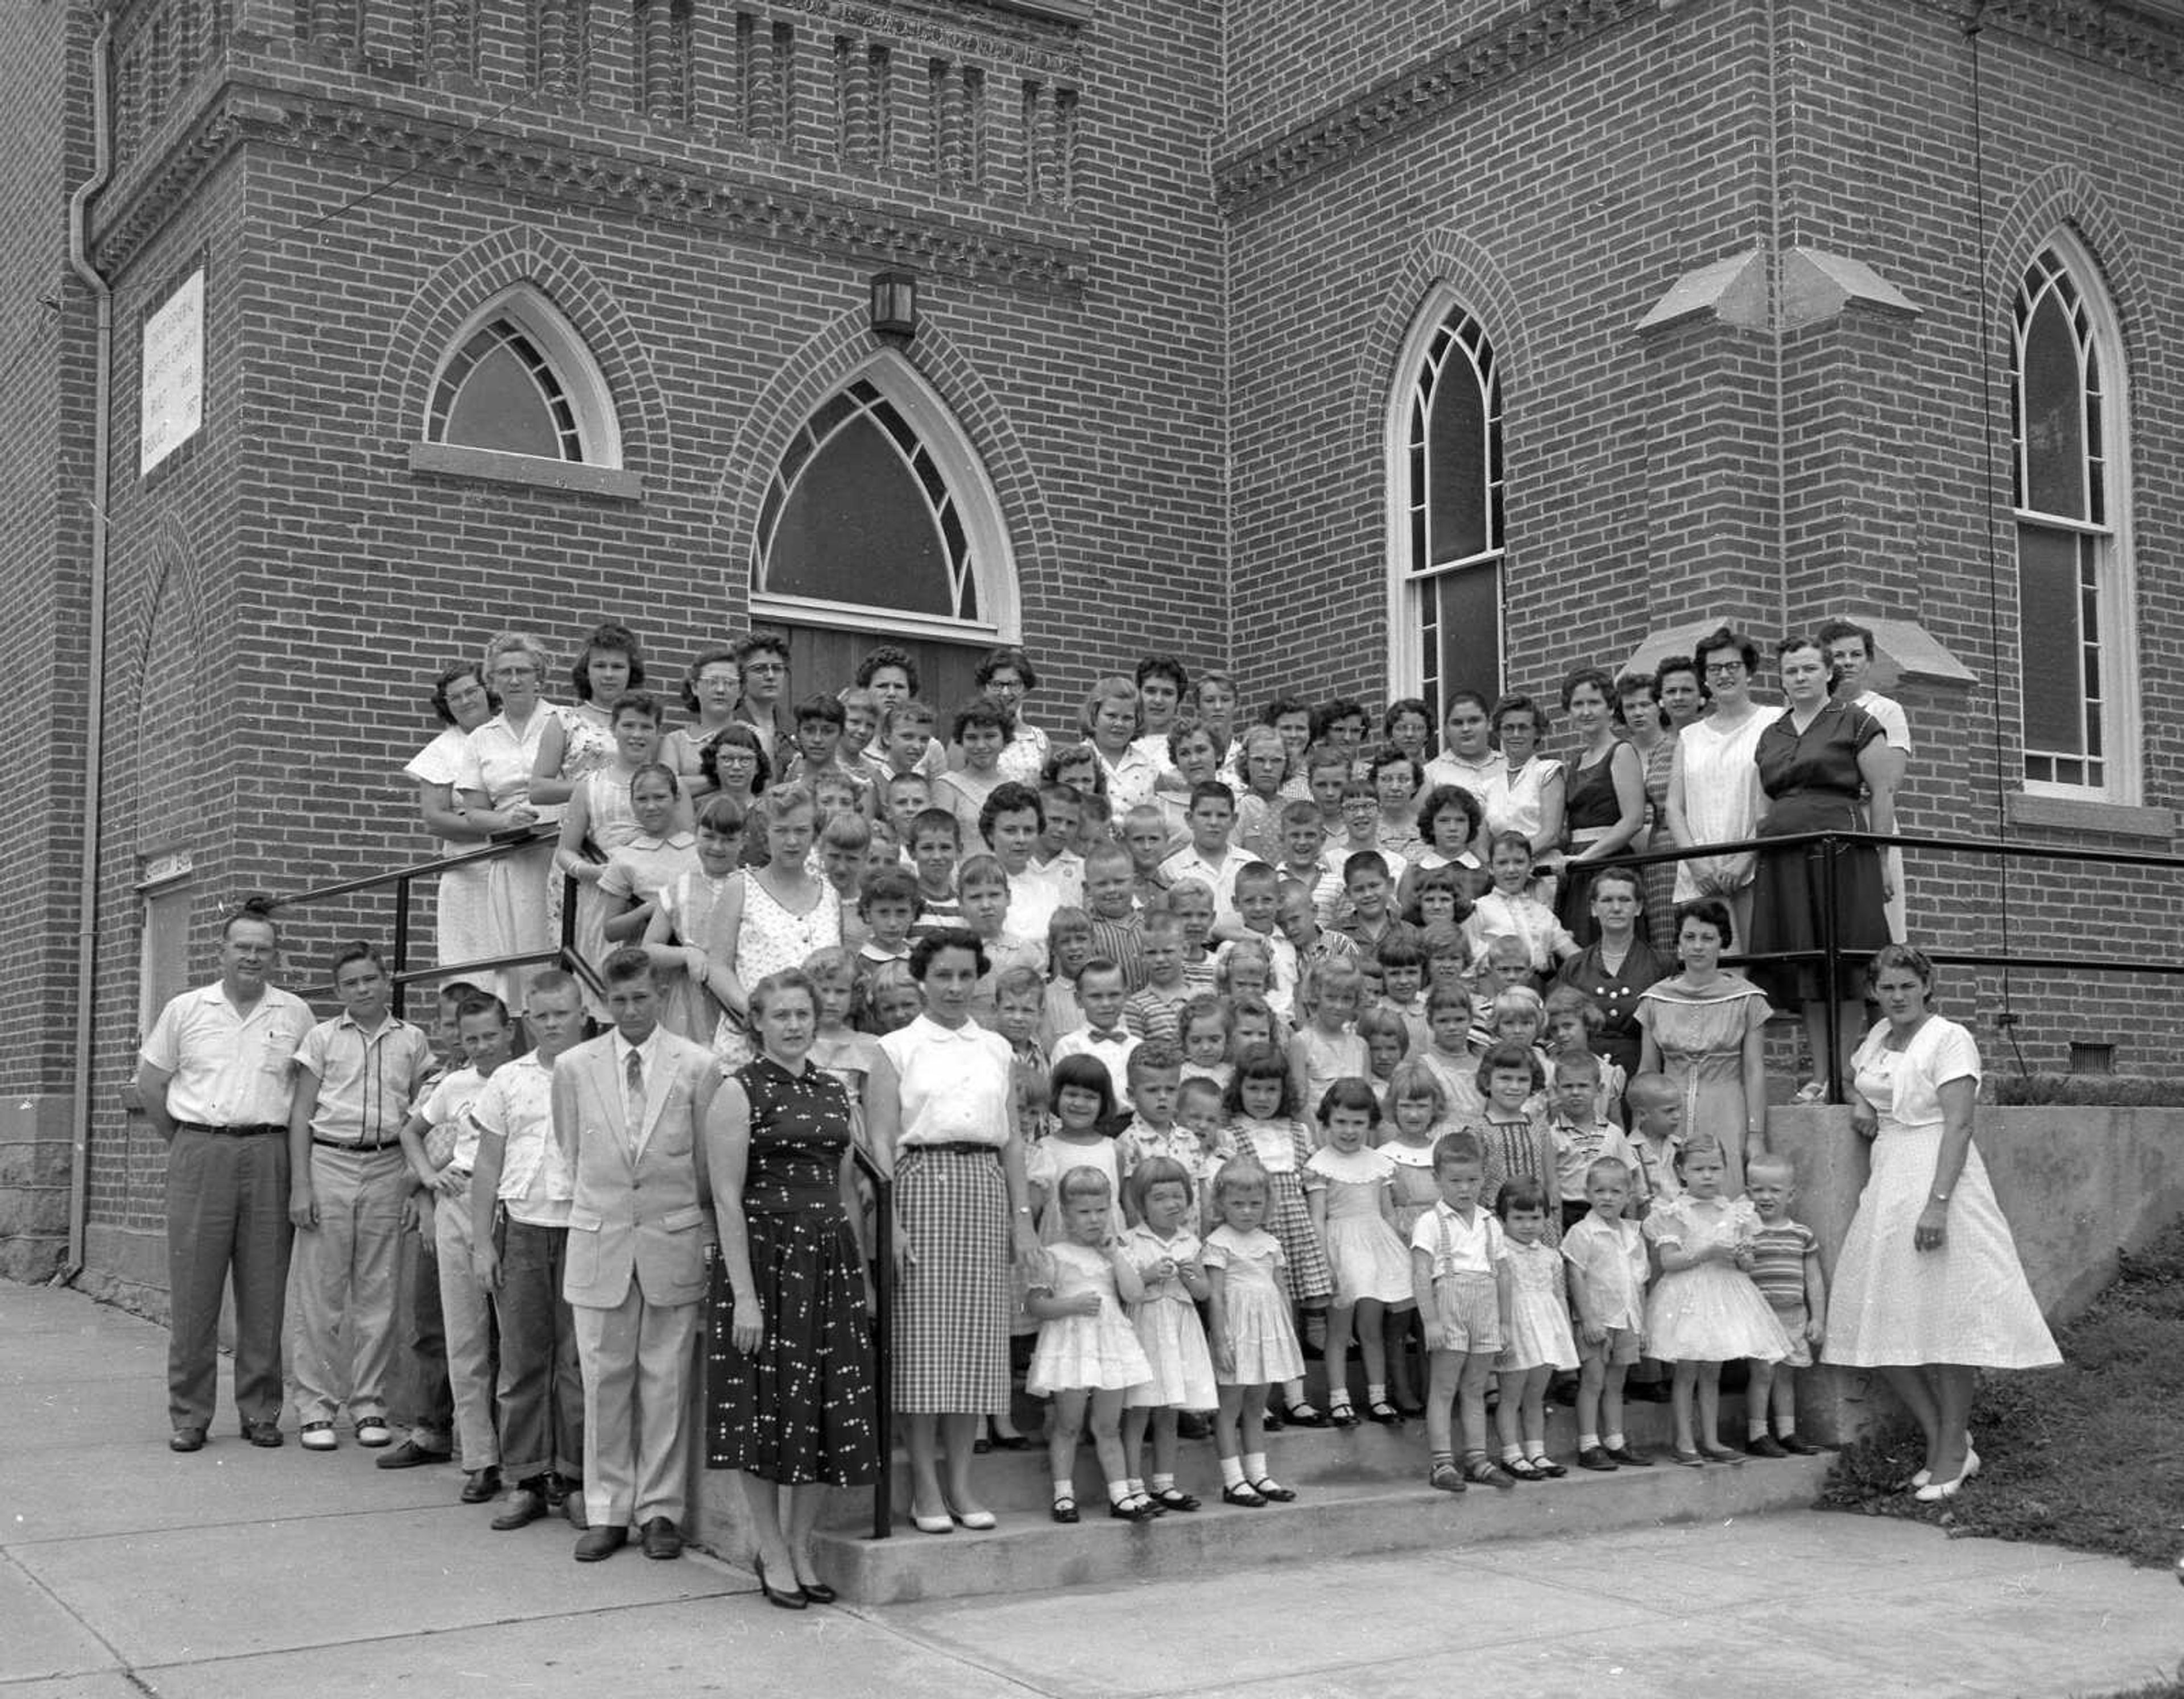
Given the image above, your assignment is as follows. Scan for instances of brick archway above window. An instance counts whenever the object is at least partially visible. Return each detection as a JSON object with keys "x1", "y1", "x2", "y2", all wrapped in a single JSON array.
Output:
[{"x1": 378, "y1": 229, "x2": 664, "y2": 499}]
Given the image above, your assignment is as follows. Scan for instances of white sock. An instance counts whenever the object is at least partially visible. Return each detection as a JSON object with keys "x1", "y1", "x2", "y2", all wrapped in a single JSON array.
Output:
[
  {"x1": 1604, "y1": 1431, "x2": 1626, "y2": 1451},
  {"x1": 1502, "y1": 1444, "x2": 1525, "y2": 1465},
  {"x1": 1367, "y1": 1382, "x2": 1387, "y2": 1405},
  {"x1": 1052, "y1": 1476, "x2": 1073, "y2": 1501},
  {"x1": 1748, "y1": 1416, "x2": 1769, "y2": 1440},
  {"x1": 1106, "y1": 1477, "x2": 1134, "y2": 1506},
  {"x1": 1579, "y1": 1431, "x2": 1600, "y2": 1451},
  {"x1": 1219, "y1": 1454, "x2": 1245, "y2": 1487},
  {"x1": 1151, "y1": 1472, "x2": 1176, "y2": 1493},
  {"x1": 1524, "y1": 1441, "x2": 1546, "y2": 1461},
  {"x1": 1243, "y1": 1451, "x2": 1268, "y2": 1482},
  {"x1": 1283, "y1": 1377, "x2": 1307, "y2": 1404},
  {"x1": 1126, "y1": 1477, "x2": 1146, "y2": 1498}
]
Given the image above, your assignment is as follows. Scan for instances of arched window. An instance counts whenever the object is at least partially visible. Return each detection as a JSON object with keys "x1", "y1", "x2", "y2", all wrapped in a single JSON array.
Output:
[
  {"x1": 751, "y1": 355, "x2": 1017, "y2": 645},
  {"x1": 2011, "y1": 238, "x2": 2136, "y2": 799},
  {"x1": 1387, "y1": 292, "x2": 1506, "y2": 720},
  {"x1": 423, "y1": 286, "x2": 622, "y2": 467}
]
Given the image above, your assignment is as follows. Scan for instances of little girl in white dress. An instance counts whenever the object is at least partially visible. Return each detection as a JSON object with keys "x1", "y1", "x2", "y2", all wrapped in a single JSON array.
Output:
[
  {"x1": 1643, "y1": 1137, "x2": 1789, "y2": 1465},
  {"x1": 1492, "y1": 1178, "x2": 1580, "y2": 1478},
  {"x1": 1024, "y1": 1166, "x2": 1158, "y2": 1523},
  {"x1": 1119, "y1": 1157, "x2": 1218, "y2": 1514},
  {"x1": 1203, "y1": 1156, "x2": 1304, "y2": 1509},
  {"x1": 1303, "y1": 1079, "x2": 1416, "y2": 1427}
]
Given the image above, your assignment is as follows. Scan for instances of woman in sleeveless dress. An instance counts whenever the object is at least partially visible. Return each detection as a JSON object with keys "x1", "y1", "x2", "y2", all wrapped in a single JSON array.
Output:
[
  {"x1": 703, "y1": 786, "x2": 841, "y2": 1066},
  {"x1": 1554, "y1": 668, "x2": 1646, "y2": 946},
  {"x1": 705, "y1": 967, "x2": 876, "y2": 1606}
]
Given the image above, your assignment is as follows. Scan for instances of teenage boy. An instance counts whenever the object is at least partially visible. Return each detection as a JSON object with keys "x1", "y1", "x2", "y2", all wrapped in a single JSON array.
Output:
[
  {"x1": 783, "y1": 692, "x2": 873, "y2": 811},
  {"x1": 287, "y1": 942, "x2": 436, "y2": 1452},
  {"x1": 553, "y1": 948, "x2": 721, "y2": 1561},
  {"x1": 1158, "y1": 780, "x2": 1263, "y2": 925},
  {"x1": 864, "y1": 699, "x2": 940, "y2": 790},
  {"x1": 906, "y1": 809, "x2": 964, "y2": 939},
  {"x1": 396, "y1": 989, "x2": 515, "y2": 1499},
  {"x1": 470, "y1": 971, "x2": 589, "y2": 1530}
]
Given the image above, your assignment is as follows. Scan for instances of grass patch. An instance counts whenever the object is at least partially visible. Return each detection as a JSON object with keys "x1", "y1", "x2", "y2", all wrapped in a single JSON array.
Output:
[{"x1": 1818, "y1": 1217, "x2": 2184, "y2": 1569}]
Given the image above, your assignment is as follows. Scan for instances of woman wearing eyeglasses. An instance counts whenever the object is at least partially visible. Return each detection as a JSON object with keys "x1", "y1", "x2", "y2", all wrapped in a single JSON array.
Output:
[
  {"x1": 459, "y1": 632, "x2": 557, "y2": 1009},
  {"x1": 1663, "y1": 627, "x2": 1770, "y2": 955}
]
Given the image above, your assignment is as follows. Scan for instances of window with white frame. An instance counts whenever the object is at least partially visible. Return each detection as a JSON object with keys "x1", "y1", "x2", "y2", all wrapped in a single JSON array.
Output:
[
  {"x1": 1388, "y1": 293, "x2": 1505, "y2": 722},
  {"x1": 750, "y1": 354, "x2": 1017, "y2": 643},
  {"x1": 2011, "y1": 238, "x2": 2137, "y2": 798},
  {"x1": 424, "y1": 286, "x2": 623, "y2": 467}
]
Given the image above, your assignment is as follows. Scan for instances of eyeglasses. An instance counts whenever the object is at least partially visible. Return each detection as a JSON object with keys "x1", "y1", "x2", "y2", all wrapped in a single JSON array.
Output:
[
  {"x1": 715, "y1": 749, "x2": 758, "y2": 763},
  {"x1": 742, "y1": 661, "x2": 786, "y2": 675},
  {"x1": 1703, "y1": 662, "x2": 1746, "y2": 678}
]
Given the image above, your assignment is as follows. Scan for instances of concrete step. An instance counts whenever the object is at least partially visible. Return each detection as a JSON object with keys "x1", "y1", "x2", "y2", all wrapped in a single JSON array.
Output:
[
  {"x1": 860, "y1": 1389, "x2": 1751, "y2": 1518},
  {"x1": 808, "y1": 1447, "x2": 1831, "y2": 1606}
]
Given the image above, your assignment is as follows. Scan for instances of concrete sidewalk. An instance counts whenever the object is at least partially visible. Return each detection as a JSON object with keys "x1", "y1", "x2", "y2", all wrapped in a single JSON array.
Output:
[{"x1": 2, "y1": 1278, "x2": 2177, "y2": 1699}]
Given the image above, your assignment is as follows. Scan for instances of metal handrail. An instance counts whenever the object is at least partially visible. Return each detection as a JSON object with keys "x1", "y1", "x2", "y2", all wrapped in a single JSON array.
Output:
[
  {"x1": 269, "y1": 824, "x2": 894, "y2": 1539},
  {"x1": 1574, "y1": 824, "x2": 2184, "y2": 1100}
]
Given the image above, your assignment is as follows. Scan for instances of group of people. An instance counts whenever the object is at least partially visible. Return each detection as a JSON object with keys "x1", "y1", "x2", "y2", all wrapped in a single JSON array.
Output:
[{"x1": 134, "y1": 615, "x2": 2058, "y2": 1597}]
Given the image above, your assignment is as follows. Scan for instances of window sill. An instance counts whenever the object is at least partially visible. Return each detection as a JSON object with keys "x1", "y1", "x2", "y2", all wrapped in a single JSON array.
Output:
[
  {"x1": 408, "y1": 442, "x2": 644, "y2": 500},
  {"x1": 978, "y1": 0, "x2": 1091, "y2": 22},
  {"x1": 2006, "y1": 792, "x2": 2175, "y2": 839}
]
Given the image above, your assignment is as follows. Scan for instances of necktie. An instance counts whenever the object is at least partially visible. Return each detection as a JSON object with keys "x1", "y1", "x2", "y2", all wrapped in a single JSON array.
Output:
[{"x1": 624, "y1": 1049, "x2": 644, "y2": 1132}]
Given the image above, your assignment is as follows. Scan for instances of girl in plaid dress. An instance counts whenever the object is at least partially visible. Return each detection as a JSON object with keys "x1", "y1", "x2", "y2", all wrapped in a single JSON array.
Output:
[{"x1": 1222, "y1": 1045, "x2": 1332, "y2": 1427}]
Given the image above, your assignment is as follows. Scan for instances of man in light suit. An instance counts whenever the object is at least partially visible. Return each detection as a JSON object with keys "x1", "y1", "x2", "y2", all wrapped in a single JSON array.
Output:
[{"x1": 553, "y1": 947, "x2": 721, "y2": 1561}]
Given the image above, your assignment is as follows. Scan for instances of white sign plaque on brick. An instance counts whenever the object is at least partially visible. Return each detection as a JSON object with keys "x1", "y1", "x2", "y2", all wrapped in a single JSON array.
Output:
[{"x1": 139, "y1": 265, "x2": 205, "y2": 476}]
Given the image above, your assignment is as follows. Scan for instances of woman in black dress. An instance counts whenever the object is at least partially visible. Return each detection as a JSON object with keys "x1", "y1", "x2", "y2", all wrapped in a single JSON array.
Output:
[
  {"x1": 1748, "y1": 635, "x2": 1897, "y2": 1100},
  {"x1": 1554, "y1": 666, "x2": 1647, "y2": 944},
  {"x1": 704, "y1": 968, "x2": 875, "y2": 1609}
]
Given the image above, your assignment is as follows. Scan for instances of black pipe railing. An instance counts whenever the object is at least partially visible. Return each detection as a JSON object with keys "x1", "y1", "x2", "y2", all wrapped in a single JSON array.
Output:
[
  {"x1": 1592, "y1": 825, "x2": 2184, "y2": 1100},
  {"x1": 267, "y1": 826, "x2": 897, "y2": 1540}
]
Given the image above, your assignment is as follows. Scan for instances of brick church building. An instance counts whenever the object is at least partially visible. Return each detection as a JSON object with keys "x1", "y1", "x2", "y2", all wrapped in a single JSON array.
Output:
[{"x1": 1, "y1": 0, "x2": 2180, "y2": 1296}]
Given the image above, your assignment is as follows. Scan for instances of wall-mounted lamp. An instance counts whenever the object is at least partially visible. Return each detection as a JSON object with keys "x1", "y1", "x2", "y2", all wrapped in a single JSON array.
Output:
[{"x1": 868, "y1": 270, "x2": 918, "y2": 342}]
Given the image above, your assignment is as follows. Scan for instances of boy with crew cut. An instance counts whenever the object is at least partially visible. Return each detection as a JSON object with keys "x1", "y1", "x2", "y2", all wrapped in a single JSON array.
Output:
[
  {"x1": 469, "y1": 970, "x2": 590, "y2": 1531},
  {"x1": 287, "y1": 942, "x2": 437, "y2": 1452}
]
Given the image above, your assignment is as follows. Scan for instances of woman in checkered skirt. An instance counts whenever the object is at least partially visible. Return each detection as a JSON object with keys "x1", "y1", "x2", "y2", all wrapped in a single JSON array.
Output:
[{"x1": 868, "y1": 928, "x2": 1043, "y2": 1535}]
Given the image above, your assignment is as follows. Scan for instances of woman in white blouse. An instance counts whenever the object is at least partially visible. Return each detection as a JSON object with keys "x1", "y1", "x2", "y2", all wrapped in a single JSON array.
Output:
[{"x1": 866, "y1": 929, "x2": 1040, "y2": 1535}]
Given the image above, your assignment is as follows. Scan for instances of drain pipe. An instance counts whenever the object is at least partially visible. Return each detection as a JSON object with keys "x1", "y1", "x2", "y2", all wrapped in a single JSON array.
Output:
[{"x1": 61, "y1": 2, "x2": 116, "y2": 1281}]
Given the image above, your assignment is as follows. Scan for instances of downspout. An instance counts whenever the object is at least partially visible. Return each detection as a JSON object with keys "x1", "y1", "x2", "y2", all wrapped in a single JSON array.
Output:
[{"x1": 62, "y1": 2, "x2": 115, "y2": 1281}]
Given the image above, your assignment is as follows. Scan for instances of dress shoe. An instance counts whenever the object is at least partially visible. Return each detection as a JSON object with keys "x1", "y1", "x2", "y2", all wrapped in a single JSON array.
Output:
[
  {"x1": 752, "y1": 1555, "x2": 808, "y2": 1610},
  {"x1": 795, "y1": 1573, "x2": 837, "y2": 1605},
  {"x1": 460, "y1": 1468, "x2": 502, "y2": 1504},
  {"x1": 242, "y1": 1421, "x2": 283, "y2": 1448},
  {"x1": 642, "y1": 1517, "x2": 683, "y2": 1560},
  {"x1": 1745, "y1": 1435, "x2": 1788, "y2": 1459},
  {"x1": 574, "y1": 1526, "x2": 627, "y2": 1563},
  {"x1": 375, "y1": 1439, "x2": 452, "y2": 1470},
  {"x1": 354, "y1": 1419, "x2": 394, "y2": 1448},
  {"x1": 490, "y1": 1487, "x2": 548, "y2": 1530},
  {"x1": 1777, "y1": 1433, "x2": 1825, "y2": 1456},
  {"x1": 169, "y1": 1427, "x2": 206, "y2": 1453},
  {"x1": 544, "y1": 1473, "x2": 570, "y2": 1508},
  {"x1": 1577, "y1": 1445, "x2": 1619, "y2": 1472},
  {"x1": 299, "y1": 1421, "x2": 338, "y2": 1452},
  {"x1": 1604, "y1": 1444, "x2": 1652, "y2": 1468}
]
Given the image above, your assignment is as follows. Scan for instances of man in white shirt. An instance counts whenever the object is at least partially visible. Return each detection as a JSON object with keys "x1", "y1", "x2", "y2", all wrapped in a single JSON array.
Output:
[
  {"x1": 1819, "y1": 619, "x2": 1912, "y2": 942},
  {"x1": 135, "y1": 902, "x2": 311, "y2": 1453}
]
